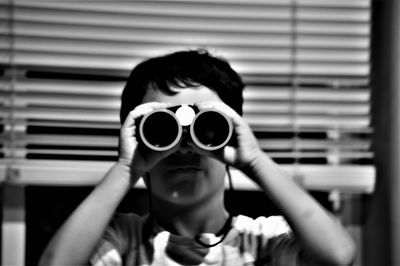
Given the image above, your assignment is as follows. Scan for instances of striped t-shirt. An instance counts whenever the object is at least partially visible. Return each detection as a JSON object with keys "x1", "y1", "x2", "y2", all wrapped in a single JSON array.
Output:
[{"x1": 91, "y1": 213, "x2": 300, "y2": 266}]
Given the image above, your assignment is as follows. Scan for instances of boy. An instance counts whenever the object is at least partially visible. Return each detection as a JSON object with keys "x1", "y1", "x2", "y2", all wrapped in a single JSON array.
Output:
[{"x1": 40, "y1": 50, "x2": 355, "y2": 265}]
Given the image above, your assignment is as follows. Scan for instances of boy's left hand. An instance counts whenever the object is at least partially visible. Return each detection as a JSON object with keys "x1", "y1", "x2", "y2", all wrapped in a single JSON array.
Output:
[{"x1": 191, "y1": 101, "x2": 263, "y2": 170}]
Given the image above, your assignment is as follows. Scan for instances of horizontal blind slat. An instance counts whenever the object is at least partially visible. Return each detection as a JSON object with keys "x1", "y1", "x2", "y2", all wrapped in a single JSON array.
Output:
[
  {"x1": 12, "y1": 132, "x2": 372, "y2": 148},
  {"x1": 3, "y1": 159, "x2": 375, "y2": 193},
  {"x1": 14, "y1": 1, "x2": 294, "y2": 19},
  {"x1": 13, "y1": 9, "x2": 292, "y2": 33}
]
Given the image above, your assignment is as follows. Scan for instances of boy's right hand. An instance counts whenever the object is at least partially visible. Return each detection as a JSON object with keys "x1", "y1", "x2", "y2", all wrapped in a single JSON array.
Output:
[{"x1": 118, "y1": 102, "x2": 175, "y2": 184}]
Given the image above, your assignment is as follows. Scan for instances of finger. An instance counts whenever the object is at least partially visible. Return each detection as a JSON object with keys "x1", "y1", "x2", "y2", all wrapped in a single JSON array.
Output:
[
  {"x1": 120, "y1": 125, "x2": 136, "y2": 140},
  {"x1": 130, "y1": 102, "x2": 171, "y2": 120},
  {"x1": 196, "y1": 101, "x2": 243, "y2": 125},
  {"x1": 122, "y1": 102, "x2": 171, "y2": 129}
]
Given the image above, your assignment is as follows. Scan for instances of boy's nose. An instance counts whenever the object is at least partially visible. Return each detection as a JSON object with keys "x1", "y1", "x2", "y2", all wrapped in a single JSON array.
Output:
[
  {"x1": 175, "y1": 146, "x2": 195, "y2": 155},
  {"x1": 174, "y1": 136, "x2": 195, "y2": 155}
]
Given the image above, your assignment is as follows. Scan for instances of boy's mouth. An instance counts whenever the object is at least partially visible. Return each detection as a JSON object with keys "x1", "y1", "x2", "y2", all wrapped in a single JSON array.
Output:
[{"x1": 168, "y1": 166, "x2": 202, "y2": 174}]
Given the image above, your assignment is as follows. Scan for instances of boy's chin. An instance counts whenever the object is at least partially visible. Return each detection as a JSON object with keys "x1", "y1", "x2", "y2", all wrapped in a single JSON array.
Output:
[{"x1": 165, "y1": 187, "x2": 208, "y2": 206}]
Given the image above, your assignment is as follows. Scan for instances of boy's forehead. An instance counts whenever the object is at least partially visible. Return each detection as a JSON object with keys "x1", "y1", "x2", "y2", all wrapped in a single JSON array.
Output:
[{"x1": 141, "y1": 85, "x2": 222, "y2": 105}]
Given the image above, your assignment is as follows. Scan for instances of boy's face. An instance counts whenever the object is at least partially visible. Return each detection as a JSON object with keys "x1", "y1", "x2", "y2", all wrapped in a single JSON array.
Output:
[{"x1": 141, "y1": 86, "x2": 227, "y2": 206}]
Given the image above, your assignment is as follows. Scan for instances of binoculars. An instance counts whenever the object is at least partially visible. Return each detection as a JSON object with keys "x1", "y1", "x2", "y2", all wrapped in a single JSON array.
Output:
[{"x1": 137, "y1": 105, "x2": 233, "y2": 151}]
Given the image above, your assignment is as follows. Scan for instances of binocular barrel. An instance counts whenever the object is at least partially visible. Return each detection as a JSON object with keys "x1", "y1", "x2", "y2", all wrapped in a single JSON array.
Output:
[{"x1": 138, "y1": 106, "x2": 233, "y2": 151}]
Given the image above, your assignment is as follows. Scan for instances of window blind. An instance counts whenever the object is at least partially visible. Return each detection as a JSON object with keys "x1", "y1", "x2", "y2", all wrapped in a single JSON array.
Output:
[{"x1": 0, "y1": 0, "x2": 375, "y2": 193}]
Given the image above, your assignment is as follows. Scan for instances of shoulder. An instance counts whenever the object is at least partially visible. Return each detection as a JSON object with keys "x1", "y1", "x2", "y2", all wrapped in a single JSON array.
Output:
[
  {"x1": 90, "y1": 213, "x2": 150, "y2": 265},
  {"x1": 99, "y1": 212, "x2": 150, "y2": 253},
  {"x1": 230, "y1": 215, "x2": 300, "y2": 265},
  {"x1": 110, "y1": 212, "x2": 146, "y2": 230},
  {"x1": 224, "y1": 215, "x2": 297, "y2": 264},
  {"x1": 107, "y1": 213, "x2": 150, "y2": 243}
]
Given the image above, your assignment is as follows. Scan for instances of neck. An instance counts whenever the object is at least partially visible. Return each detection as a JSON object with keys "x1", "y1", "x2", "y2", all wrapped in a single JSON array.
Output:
[{"x1": 151, "y1": 193, "x2": 229, "y2": 237}]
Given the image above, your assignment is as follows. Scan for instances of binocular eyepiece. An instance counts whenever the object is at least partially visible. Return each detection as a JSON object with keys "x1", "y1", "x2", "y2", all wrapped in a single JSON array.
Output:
[{"x1": 138, "y1": 105, "x2": 233, "y2": 151}]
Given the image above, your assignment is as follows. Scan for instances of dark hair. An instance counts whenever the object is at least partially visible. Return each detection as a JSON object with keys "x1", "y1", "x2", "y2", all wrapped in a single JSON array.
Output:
[{"x1": 120, "y1": 49, "x2": 244, "y2": 123}]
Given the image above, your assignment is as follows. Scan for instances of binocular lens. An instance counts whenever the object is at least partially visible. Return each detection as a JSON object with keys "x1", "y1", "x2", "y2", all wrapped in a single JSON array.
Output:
[
  {"x1": 140, "y1": 110, "x2": 181, "y2": 151},
  {"x1": 191, "y1": 111, "x2": 232, "y2": 150}
]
